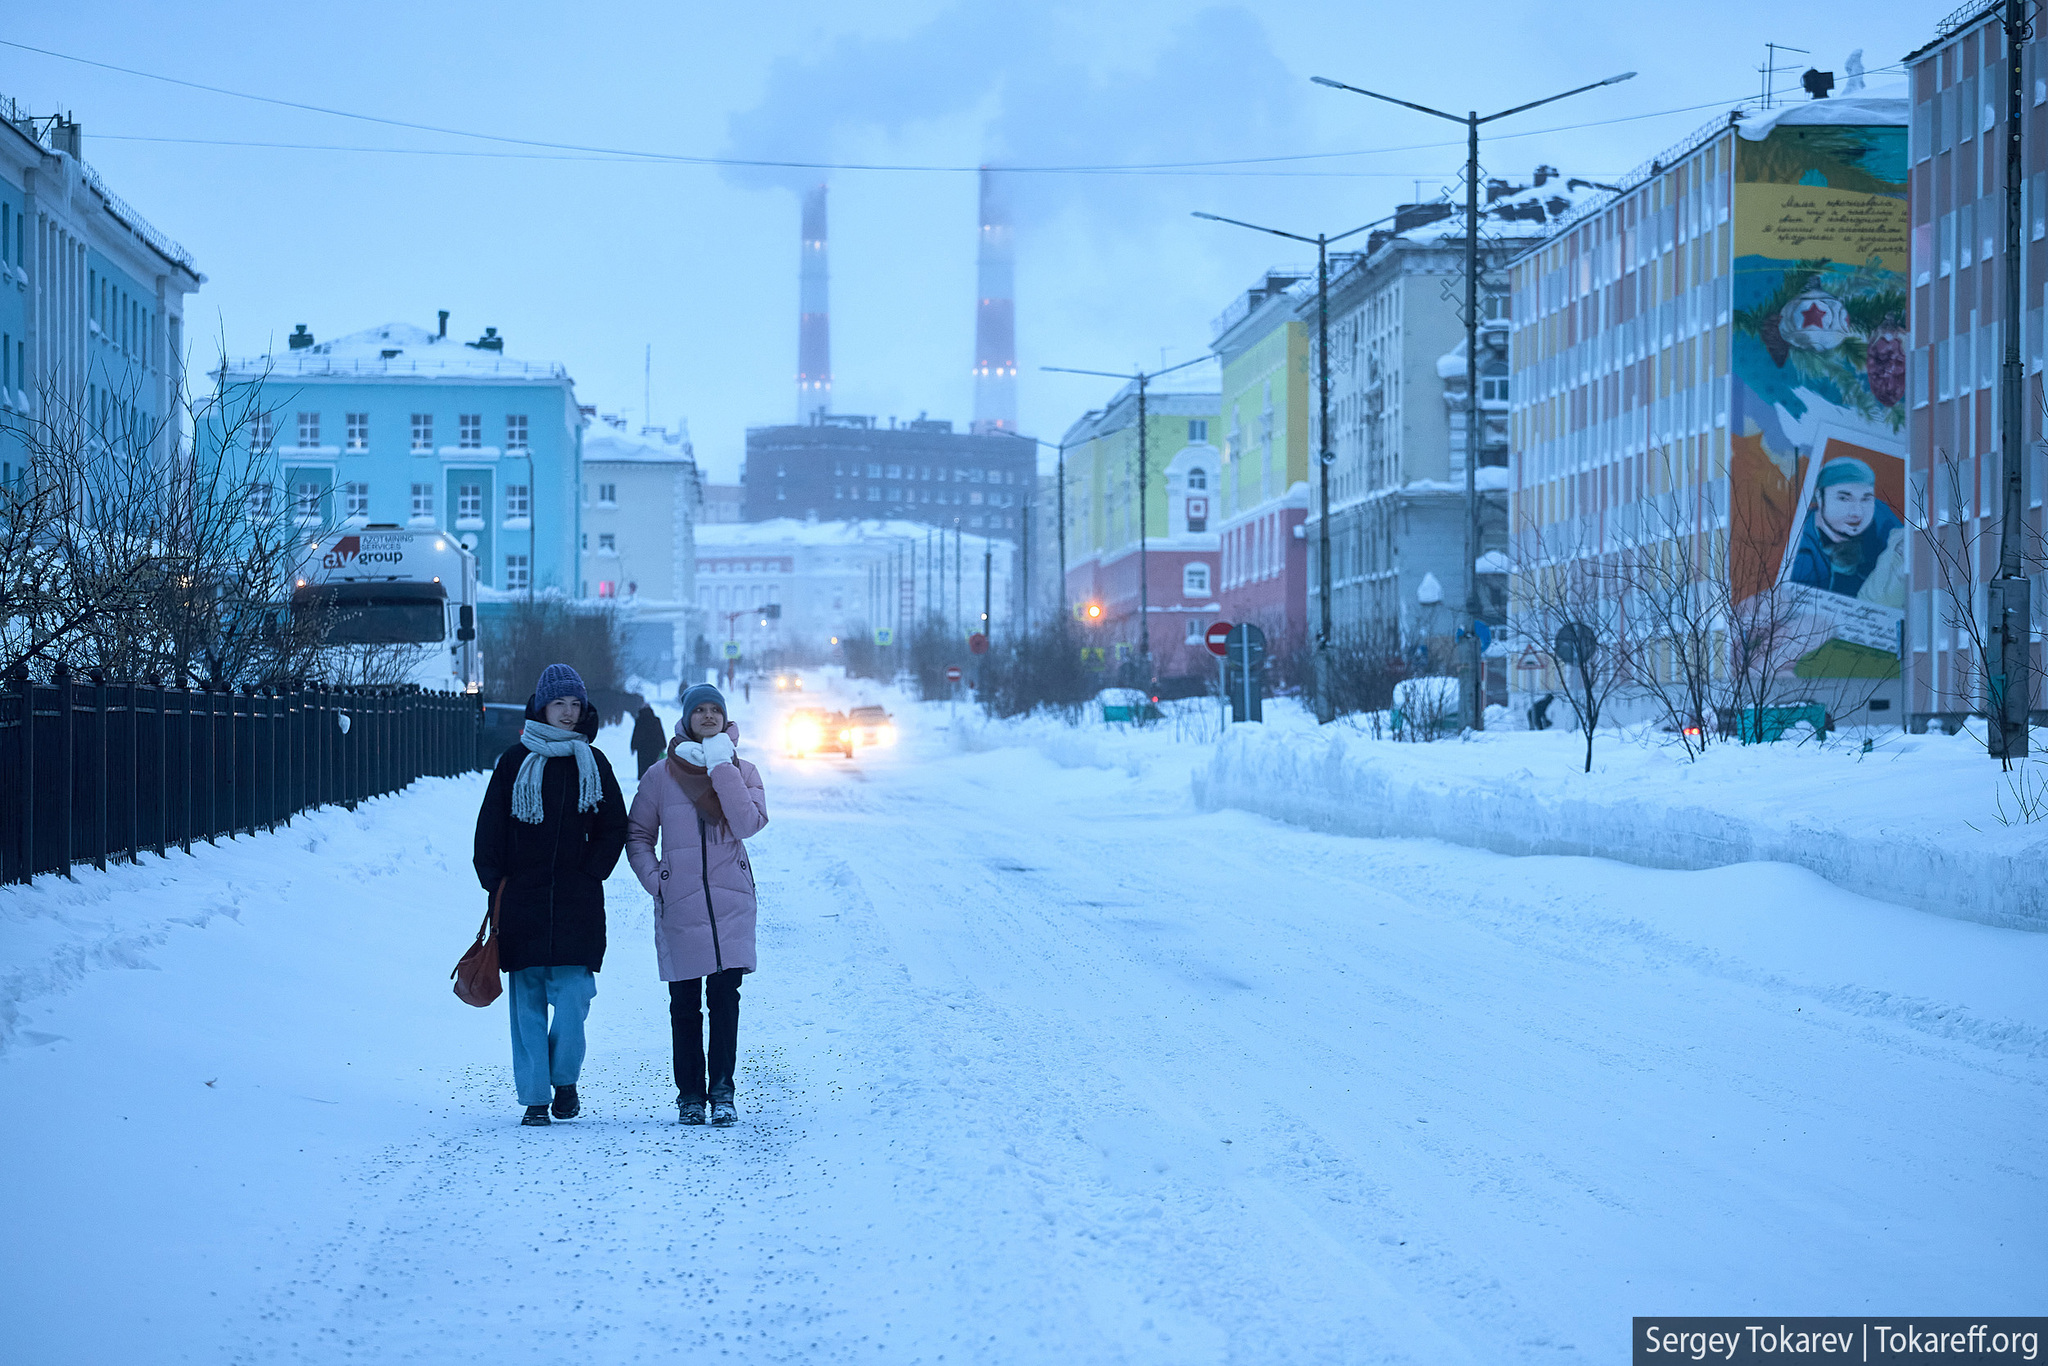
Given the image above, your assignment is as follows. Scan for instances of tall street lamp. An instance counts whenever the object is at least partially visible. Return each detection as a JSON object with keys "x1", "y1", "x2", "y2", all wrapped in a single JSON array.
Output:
[
  {"x1": 1192, "y1": 208, "x2": 1394, "y2": 723},
  {"x1": 1043, "y1": 355, "x2": 1208, "y2": 675},
  {"x1": 1313, "y1": 69, "x2": 1635, "y2": 731}
]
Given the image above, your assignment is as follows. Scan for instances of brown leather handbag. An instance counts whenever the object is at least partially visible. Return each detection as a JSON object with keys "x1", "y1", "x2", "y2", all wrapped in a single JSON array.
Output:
[{"x1": 452, "y1": 880, "x2": 506, "y2": 1007}]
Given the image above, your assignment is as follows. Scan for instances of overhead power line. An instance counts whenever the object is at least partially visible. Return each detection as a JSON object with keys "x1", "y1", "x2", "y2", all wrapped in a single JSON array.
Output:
[{"x1": 0, "y1": 37, "x2": 1904, "y2": 177}]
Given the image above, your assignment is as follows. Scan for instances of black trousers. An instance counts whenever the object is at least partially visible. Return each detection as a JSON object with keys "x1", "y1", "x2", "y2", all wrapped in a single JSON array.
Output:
[{"x1": 669, "y1": 970, "x2": 742, "y2": 1102}]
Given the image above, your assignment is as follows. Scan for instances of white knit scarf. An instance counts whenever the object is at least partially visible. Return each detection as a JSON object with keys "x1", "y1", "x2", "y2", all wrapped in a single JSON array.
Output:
[{"x1": 512, "y1": 720, "x2": 602, "y2": 825}]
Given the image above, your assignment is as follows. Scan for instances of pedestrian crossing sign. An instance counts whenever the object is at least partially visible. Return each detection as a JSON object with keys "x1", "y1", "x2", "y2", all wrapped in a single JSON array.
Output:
[{"x1": 874, "y1": 628, "x2": 894, "y2": 646}]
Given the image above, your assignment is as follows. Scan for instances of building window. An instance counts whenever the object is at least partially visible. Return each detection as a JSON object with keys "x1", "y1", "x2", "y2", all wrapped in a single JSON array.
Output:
[
  {"x1": 970, "y1": 514, "x2": 985, "y2": 528},
  {"x1": 411, "y1": 414, "x2": 433, "y2": 452},
  {"x1": 294, "y1": 480, "x2": 324, "y2": 522},
  {"x1": 505, "y1": 483, "x2": 529, "y2": 519},
  {"x1": 886, "y1": 464, "x2": 901, "y2": 478},
  {"x1": 1188, "y1": 419, "x2": 1208, "y2": 442},
  {"x1": 246, "y1": 484, "x2": 273, "y2": 519},
  {"x1": 251, "y1": 412, "x2": 275, "y2": 453},
  {"x1": 1480, "y1": 365, "x2": 1509, "y2": 402},
  {"x1": 598, "y1": 532, "x2": 617, "y2": 554},
  {"x1": 295, "y1": 413, "x2": 320, "y2": 448},
  {"x1": 410, "y1": 483, "x2": 435, "y2": 521},
  {"x1": 505, "y1": 555, "x2": 530, "y2": 591},
  {"x1": 1184, "y1": 618, "x2": 1204, "y2": 644},
  {"x1": 459, "y1": 413, "x2": 482, "y2": 448},
  {"x1": 457, "y1": 483, "x2": 483, "y2": 526},
  {"x1": 1183, "y1": 562, "x2": 1210, "y2": 596},
  {"x1": 1188, "y1": 467, "x2": 1207, "y2": 490},
  {"x1": 597, "y1": 482, "x2": 617, "y2": 505},
  {"x1": 505, "y1": 414, "x2": 528, "y2": 451},
  {"x1": 597, "y1": 580, "x2": 617, "y2": 599},
  {"x1": 345, "y1": 413, "x2": 369, "y2": 452},
  {"x1": 343, "y1": 482, "x2": 369, "y2": 520},
  {"x1": 867, "y1": 487, "x2": 880, "y2": 501}
]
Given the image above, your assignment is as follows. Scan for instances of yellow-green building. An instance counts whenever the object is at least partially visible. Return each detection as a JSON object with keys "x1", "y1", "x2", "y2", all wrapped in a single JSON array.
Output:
[
  {"x1": 1059, "y1": 363, "x2": 1222, "y2": 678},
  {"x1": 1211, "y1": 270, "x2": 1315, "y2": 654}
]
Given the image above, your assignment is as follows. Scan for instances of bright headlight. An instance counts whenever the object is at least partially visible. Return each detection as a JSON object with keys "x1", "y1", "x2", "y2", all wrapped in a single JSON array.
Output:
[{"x1": 789, "y1": 720, "x2": 822, "y2": 748}]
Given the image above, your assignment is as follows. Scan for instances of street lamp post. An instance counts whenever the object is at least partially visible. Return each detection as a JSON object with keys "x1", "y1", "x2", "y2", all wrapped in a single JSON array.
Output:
[
  {"x1": 1313, "y1": 68, "x2": 1635, "y2": 731},
  {"x1": 1043, "y1": 356, "x2": 1208, "y2": 677},
  {"x1": 1192, "y1": 209, "x2": 1394, "y2": 723}
]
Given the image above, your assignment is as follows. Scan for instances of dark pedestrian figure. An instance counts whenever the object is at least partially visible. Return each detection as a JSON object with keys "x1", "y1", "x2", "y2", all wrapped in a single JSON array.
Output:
[
  {"x1": 630, "y1": 697, "x2": 666, "y2": 777},
  {"x1": 473, "y1": 664, "x2": 628, "y2": 1127}
]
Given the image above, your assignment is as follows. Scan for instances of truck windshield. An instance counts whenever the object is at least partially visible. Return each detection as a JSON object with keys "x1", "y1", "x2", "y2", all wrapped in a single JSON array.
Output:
[{"x1": 293, "y1": 582, "x2": 447, "y2": 644}]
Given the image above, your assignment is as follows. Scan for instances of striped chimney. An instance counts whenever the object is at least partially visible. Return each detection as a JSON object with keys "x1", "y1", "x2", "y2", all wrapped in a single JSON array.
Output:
[
  {"x1": 797, "y1": 183, "x2": 831, "y2": 422},
  {"x1": 971, "y1": 168, "x2": 1017, "y2": 434}
]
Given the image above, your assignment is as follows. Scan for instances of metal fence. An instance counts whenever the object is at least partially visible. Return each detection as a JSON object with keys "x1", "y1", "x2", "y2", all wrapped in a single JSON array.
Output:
[{"x1": 0, "y1": 671, "x2": 486, "y2": 885}]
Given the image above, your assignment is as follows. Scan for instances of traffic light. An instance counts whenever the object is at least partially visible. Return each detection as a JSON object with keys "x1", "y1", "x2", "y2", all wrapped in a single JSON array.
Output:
[{"x1": 1073, "y1": 600, "x2": 1104, "y2": 623}]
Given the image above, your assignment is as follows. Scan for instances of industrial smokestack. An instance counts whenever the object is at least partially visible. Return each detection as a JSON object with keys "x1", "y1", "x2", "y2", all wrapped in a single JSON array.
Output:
[
  {"x1": 797, "y1": 184, "x2": 831, "y2": 423},
  {"x1": 971, "y1": 168, "x2": 1017, "y2": 435}
]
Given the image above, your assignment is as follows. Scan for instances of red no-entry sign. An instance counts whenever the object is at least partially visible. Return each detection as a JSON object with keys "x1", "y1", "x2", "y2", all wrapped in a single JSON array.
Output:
[
  {"x1": 945, "y1": 665, "x2": 963, "y2": 683},
  {"x1": 968, "y1": 632, "x2": 988, "y2": 655},
  {"x1": 1204, "y1": 620, "x2": 1234, "y2": 657}
]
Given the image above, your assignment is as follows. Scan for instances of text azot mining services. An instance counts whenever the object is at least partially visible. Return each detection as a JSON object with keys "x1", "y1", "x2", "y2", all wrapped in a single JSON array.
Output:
[{"x1": 1632, "y1": 1318, "x2": 2046, "y2": 1364}]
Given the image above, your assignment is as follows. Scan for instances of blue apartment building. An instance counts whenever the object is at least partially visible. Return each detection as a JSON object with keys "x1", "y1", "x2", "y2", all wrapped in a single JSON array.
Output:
[
  {"x1": 217, "y1": 319, "x2": 584, "y2": 594},
  {"x1": 0, "y1": 106, "x2": 204, "y2": 480}
]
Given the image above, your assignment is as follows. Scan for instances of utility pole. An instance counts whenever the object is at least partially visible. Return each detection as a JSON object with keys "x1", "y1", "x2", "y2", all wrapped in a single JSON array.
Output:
[
  {"x1": 954, "y1": 519, "x2": 963, "y2": 639},
  {"x1": 1994, "y1": 0, "x2": 2033, "y2": 763},
  {"x1": 1315, "y1": 68, "x2": 1635, "y2": 731},
  {"x1": 1193, "y1": 209, "x2": 1390, "y2": 723},
  {"x1": 1044, "y1": 357, "x2": 1207, "y2": 681},
  {"x1": 1020, "y1": 490, "x2": 1031, "y2": 635}
]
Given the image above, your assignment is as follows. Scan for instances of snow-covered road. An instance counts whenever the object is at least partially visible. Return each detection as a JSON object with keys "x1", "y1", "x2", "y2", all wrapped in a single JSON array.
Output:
[{"x1": 5, "y1": 695, "x2": 2043, "y2": 1363}]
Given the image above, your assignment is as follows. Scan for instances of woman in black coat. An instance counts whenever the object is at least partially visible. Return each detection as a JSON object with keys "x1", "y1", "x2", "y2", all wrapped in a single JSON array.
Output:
[
  {"x1": 630, "y1": 700, "x2": 667, "y2": 778},
  {"x1": 473, "y1": 663, "x2": 628, "y2": 1126}
]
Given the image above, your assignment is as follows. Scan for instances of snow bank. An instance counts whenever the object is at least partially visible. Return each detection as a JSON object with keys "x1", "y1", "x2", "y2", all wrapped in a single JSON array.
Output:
[{"x1": 1194, "y1": 726, "x2": 2048, "y2": 931}]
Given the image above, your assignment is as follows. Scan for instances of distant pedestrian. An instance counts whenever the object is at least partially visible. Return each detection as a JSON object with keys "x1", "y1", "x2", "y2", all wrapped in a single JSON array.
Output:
[
  {"x1": 630, "y1": 698, "x2": 666, "y2": 778},
  {"x1": 626, "y1": 682, "x2": 768, "y2": 1127},
  {"x1": 473, "y1": 663, "x2": 628, "y2": 1127},
  {"x1": 743, "y1": 678, "x2": 752, "y2": 703}
]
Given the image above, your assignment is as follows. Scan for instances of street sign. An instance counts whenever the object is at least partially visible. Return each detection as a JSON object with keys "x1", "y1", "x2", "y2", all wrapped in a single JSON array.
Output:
[
  {"x1": 945, "y1": 665, "x2": 963, "y2": 683},
  {"x1": 874, "y1": 627, "x2": 893, "y2": 646},
  {"x1": 1080, "y1": 646, "x2": 1106, "y2": 671},
  {"x1": 968, "y1": 632, "x2": 988, "y2": 655},
  {"x1": 722, "y1": 642, "x2": 741, "y2": 660},
  {"x1": 1224, "y1": 622, "x2": 1267, "y2": 724},
  {"x1": 1204, "y1": 620, "x2": 1233, "y2": 657}
]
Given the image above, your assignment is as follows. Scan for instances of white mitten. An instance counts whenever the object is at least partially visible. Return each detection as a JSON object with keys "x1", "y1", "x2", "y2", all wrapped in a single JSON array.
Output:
[{"x1": 700, "y1": 732, "x2": 736, "y2": 768}]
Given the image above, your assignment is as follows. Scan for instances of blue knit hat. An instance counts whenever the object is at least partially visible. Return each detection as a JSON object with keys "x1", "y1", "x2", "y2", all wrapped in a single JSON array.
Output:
[
  {"x1": 534, "y1": 663, "x2": 588, "y2": 709},
  {"x1": 679, "y1": 683, "x2": 727, "y2": 728}
]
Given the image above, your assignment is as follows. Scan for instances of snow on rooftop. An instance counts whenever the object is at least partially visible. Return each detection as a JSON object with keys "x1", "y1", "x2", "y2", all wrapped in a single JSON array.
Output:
[
  {"x1": 584, "y1": 423, "x2": 694, "y2": 464},
  {"x1": 695, "y1": 517, "x2": 1009, "y2": 551},
  {"x1": 1738, "y1": 85, "x2": 1909, "y2": 140},
  {"x1": 222, "y1": 322, "x2": 570, "y2": 381}
]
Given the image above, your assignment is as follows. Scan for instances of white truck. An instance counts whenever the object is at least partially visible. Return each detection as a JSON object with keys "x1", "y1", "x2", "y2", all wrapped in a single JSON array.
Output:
[{"x1": 293, "y1": 525, "x2": 481, "y2": 692}]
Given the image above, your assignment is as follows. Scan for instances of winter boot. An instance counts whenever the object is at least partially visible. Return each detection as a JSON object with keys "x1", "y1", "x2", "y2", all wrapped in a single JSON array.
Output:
[
  {"x1": 709, "y1": 1098, "x2": 738, "y2": 1127},
  {"x1": 551, "y1": 1085, "x2": 580, "y2": 1120},
  {"x1": 521, "y1": 1105, "x2": 551, "y2": 1126},
  {"x1": 678, "y1": 1096, "x2": 706, "y2": 1126}
]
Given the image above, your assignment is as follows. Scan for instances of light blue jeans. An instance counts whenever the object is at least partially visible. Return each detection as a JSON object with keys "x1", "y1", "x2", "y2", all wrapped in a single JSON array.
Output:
[{"x1": 508, "y1": 966, "x2": 597, "y2": 1106}]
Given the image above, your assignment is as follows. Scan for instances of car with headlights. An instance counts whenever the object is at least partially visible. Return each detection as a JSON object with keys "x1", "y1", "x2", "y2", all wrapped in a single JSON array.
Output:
[
  {"x1": 848, "y1": 704, "x2": 894, "y2": 748},
  {"x1": 770, "y1": 671, "x2": 804, "y2": 693},
  {"x1": 783, "y1": 706, "x2": 854, "y2": 758}
]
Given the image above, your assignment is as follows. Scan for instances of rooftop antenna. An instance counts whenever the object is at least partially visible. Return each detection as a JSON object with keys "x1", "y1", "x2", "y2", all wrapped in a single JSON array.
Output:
[
  {"x1": 644, "y1": 343, "x2": 651, "y2": 430},
  {"x1": 1758, "y1": 42, "x2": 1809, "y2": 110}
]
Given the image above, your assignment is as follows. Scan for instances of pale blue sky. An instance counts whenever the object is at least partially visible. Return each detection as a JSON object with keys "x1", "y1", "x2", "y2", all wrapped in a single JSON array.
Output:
[{"x1": 6, "y1": 1, "x2": 1933, "y2": 481}]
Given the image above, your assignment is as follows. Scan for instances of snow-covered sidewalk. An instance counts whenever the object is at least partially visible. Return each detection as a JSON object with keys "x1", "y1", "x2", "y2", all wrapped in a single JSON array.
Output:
[
  {"x1": 3, "y1": 688, "x2": 2043, "y2": 1362},
  {"x1": 1195, "y1": 715, "x2": 2048, "y2": 930}
]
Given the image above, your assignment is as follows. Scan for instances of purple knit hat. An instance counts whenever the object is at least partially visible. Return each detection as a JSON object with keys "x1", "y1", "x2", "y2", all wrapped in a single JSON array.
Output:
[{"x1": 533, "y1": 663, "x2": 588, "y2": 709}]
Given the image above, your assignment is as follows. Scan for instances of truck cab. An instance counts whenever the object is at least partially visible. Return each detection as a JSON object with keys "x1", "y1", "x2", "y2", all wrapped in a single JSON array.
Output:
[{"x1": 293, "y1": 525, "x2": 481, "y2": 692}]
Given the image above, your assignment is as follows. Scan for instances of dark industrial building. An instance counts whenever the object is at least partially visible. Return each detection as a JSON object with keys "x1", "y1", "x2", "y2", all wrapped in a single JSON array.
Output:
[{"x1": 742, "y1": 414, "x2": 1037, "y2": 538}]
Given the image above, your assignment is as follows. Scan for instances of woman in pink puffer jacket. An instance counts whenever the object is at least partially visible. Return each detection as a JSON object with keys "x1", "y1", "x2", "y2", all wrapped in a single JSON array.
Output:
[{"x1": 626, "y1": 683, "x2": 768, "y2": 1127}]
